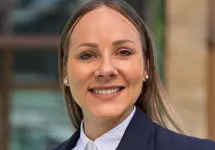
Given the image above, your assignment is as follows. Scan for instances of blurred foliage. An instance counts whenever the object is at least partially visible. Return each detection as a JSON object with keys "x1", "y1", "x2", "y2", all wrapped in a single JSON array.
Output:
[{"x1": 149, "y1": 0, "x2": 165, "y2": 81}]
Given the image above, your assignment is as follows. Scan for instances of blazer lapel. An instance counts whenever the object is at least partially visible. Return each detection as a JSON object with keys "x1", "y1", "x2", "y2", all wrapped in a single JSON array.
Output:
[
  {"x1": 60, "y1": 129, "x2": 80, "y2": 150},
  {"x1": 116, "y1": 107, "x2": 154, "y2": 150},
  {"x1": 60, "y1": 107, "x2": 154, "y2": 150}
]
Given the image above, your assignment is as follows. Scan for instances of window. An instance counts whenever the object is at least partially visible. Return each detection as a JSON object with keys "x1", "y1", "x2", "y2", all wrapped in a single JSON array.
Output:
[
  {"x1": 8, "y1": 47, "x2": 68, "y2": 149},
  {"x1": 0, "y1": 11, "x2": 6, "y2": 33},
  {"x1": 9, "y1": 0, "x2": 87, "y2": 35},
  {"x1": 0, "y1": 0, "x2": 89, "y2": 149},
  {"x1": 0, "y1": 51, "x2": 3, "y2": 86},
  {"x1": 12, "y1": 49, "x2": 59, "y2": 84},
  {"x1": 10, "y1": 90, "x2": 74, "y2": 150}
]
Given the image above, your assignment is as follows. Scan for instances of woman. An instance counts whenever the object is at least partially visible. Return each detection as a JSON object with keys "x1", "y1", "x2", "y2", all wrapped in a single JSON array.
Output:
[{"x1": 48, "y1": 0, "x2": 215, "y2": 150}]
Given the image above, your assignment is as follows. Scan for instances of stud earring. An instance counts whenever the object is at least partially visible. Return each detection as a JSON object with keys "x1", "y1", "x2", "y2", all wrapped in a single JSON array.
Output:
[
  {"x1": 64, "y1": 79, "x2": 69, "y2": 84},
  {"x1": 145, "y1": 75, "x2": 149, "y2": 80}
]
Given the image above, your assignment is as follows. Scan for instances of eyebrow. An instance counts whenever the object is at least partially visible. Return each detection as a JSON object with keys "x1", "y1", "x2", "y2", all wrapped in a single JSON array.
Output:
[
  {"x1": 112, "y1": 39, "x2": 135, "y2": 46},
  {"x1": 76, "y1": 43, "x2": 98, "y2": 49},
  {"x1": 76, "y1": 39, "x2": 135, "y2": 49}
]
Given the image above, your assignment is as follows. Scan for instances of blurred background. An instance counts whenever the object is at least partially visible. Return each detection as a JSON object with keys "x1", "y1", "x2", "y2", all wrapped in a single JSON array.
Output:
[{"x1": 0, "y1": 0, "x2": 215, "y2": 150}]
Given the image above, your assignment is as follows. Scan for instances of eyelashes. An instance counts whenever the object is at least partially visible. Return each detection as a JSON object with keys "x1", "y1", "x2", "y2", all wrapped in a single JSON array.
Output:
[
  {"x1": 117, "y1": 49, "x2": 132, "y2": 57},
  {"x1": 80, "y1": 52, "x2": 97, "y2": 60},
  {"x1": 79, "y1": 48, "x2": 133, "y2": 61}
]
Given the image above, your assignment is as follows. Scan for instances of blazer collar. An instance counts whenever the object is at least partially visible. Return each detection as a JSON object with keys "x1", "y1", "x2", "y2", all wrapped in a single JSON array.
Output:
[
  {"x1": 61, "y1": 107, "x2": 154, "y2": 150},
  {"x1": 60, "y1": 128, "x2": 80, "y2": 150},
  {"x1": 116, "y1": 107, "x2": 154, "y2": 150}
]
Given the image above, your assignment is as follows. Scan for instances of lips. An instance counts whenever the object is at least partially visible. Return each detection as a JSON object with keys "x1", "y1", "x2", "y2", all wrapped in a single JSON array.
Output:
[{"x1": 89, "y1": 86, "x2": 125, "y2": 101}]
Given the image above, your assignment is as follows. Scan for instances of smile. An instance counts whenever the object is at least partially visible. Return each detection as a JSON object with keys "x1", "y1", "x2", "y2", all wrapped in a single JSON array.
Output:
[
  {"x1": 89, "y1": 86, "x2": 125, "y2": 101},
  {"x1": 89, "y1": 86, "x2": 125, "y2": 95},
  {"x1": 91, "y1": 88, "x2": 121, "y2": 95}
]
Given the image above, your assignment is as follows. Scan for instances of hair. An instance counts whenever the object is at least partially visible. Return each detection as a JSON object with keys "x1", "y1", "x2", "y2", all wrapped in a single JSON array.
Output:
[{"x1": 59, "y1": 0, "x2": 186, "y2": 134}]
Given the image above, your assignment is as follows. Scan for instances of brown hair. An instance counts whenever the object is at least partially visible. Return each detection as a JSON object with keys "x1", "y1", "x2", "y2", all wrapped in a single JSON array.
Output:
[{"x1": 59, "y1": 0, "x2": 185, "y2": 134}]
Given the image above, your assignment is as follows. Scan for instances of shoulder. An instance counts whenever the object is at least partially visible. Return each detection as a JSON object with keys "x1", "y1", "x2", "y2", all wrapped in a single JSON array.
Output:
[{"x1": 148, "y1": 123, "x2": 215, "y2": 150}]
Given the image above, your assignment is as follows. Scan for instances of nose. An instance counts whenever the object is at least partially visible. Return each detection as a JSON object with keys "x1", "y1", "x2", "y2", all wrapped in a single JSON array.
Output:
[{"x1": 94, "y1": 57, "x2": 118, "y2": 81}]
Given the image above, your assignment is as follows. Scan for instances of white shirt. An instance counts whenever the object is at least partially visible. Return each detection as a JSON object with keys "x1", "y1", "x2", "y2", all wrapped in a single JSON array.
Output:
[{"x1": 73, "y1": 106, "x2": 136, "y2": 150}]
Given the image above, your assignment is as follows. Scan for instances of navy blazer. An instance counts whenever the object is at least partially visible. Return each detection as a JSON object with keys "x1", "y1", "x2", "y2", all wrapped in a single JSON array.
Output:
[{"x1": 48, "y1": 107, "x2": 215, "y2": 150}]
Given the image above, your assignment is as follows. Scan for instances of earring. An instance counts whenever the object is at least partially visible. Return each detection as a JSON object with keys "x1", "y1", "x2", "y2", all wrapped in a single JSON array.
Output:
[
  {"x1": 64, "y1": 79, "x2": 69, "y2": 84},
  {"x1": 145, "y1": 75, "x2": 149, "y2": 80}
]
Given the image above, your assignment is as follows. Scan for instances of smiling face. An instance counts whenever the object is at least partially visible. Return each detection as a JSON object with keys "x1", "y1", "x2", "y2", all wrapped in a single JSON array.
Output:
[{"x1": 65, "y1": 6, "x2": 148, "y2": 120}]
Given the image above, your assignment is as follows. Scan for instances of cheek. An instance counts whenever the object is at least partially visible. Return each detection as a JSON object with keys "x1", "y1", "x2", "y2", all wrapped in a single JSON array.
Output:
[
  {"x1": 126, "y1": 63, "x2": 144, "y2": 103},
  {"x1": 67, "y1": 59, "x2": 91, "y2": 85},
  {"x1": 66, "y1": 60, "x2": 91, "y2": 103},
  {"x1": 121, "y1": 56, "x2": 144, "y2": 100},
  {"x1": 127, "y1": 67, "x2": 144, "y2": 92},
  {"x1": 128, "y1": 64, "x2": 144, "y2": 82},
  {"x1": 120, "y1": 56, "x2": 145, "y2": 83}
]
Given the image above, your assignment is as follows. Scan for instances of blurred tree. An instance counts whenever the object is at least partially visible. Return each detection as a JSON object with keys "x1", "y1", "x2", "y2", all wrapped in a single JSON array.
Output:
[{"x1": 149, "y1": 0, "x2": 165, "y2": 81}]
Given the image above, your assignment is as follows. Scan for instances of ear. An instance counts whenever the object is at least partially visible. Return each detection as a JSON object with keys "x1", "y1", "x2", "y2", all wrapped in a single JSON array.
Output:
[
  {"x1": 143, "y1": 59, "x2": 149, "y2": 82},
  {"x1": 143, "y1": 70, "x2": 149, "y2": 82},
  {"x1": 63, "y1": 77, "x2": 69, "y2": 86},
  {"x1": 144, "y1": 70, "x2": 148, "y2": 77},
  {"x1": 63, "y1": 66, "x2": 69, "y2": 86}
]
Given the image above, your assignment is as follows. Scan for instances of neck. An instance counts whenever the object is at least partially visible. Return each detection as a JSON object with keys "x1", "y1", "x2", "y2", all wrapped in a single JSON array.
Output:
[{"x1": 83, "y1": 107, "x2": 133, "y2": 140}]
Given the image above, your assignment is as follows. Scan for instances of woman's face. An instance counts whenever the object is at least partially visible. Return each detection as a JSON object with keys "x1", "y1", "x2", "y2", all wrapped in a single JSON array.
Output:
[{"x1": 65, "y1": 6, "x2": 147, "y2": 119}]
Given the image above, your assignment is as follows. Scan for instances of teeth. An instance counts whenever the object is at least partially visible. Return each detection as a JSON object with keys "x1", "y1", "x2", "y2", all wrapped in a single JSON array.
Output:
[{"x1": 92, "y1": 88, "x2": 121, "y2": 94}]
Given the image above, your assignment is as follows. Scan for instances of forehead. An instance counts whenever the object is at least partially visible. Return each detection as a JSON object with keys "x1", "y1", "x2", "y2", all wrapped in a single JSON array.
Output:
[{"x1": 70, "y1": 6, "x2": 141, "y2": 44}]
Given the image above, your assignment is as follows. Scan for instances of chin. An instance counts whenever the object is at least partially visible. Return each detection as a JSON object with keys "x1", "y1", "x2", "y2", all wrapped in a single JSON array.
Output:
[{"x1": 90, "y1": 105, "x2": 130, "y2": 119}]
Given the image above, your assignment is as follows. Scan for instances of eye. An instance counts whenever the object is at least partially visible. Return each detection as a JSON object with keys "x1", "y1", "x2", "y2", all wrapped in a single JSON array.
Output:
[
  {"x1": 118, "y1": 49, "x2": 132, "y2": 57},
  {"x1": 80, "y1": 52, "x2": 97, "y2": 60}
]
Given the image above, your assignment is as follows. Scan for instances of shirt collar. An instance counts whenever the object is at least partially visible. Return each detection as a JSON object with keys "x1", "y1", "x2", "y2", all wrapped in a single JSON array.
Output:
[{"x1": 79, "y1": 106, "x2": 136, "y2": 150}]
